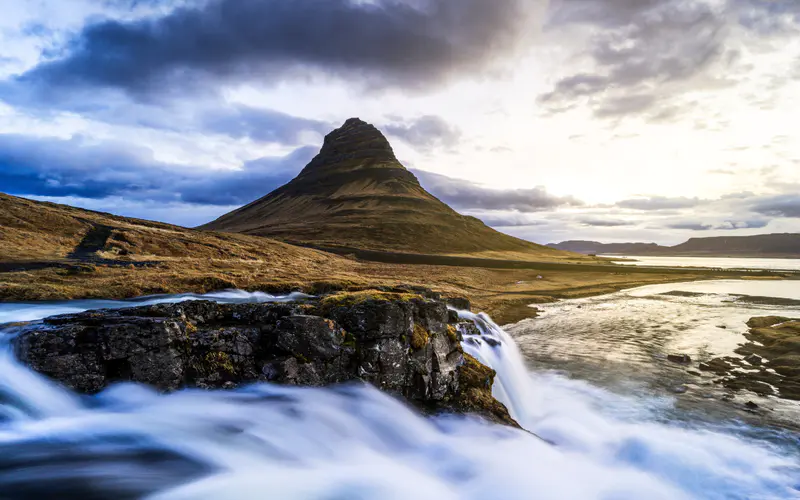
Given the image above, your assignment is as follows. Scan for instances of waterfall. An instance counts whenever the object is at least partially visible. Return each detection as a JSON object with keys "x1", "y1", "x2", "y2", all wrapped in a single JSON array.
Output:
[{"x1": 0, "y1": 293, "x2": 798, "y2": 499}]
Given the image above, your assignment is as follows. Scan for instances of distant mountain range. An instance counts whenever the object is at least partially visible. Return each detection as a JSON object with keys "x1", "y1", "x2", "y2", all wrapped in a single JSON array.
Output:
[{"x1": 548, "y1": 234, "x2": 800, "y2": 258}]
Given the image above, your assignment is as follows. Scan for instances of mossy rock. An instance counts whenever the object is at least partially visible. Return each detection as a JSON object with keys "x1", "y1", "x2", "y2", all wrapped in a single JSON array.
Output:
[
  {"x1": 459, "y1": 353, "x2": 495, "y2": 389},
  {"x1": 318, "y1": 289, "x2": 422, "y2": 311},
  {"x1": 446, "y1": 324, "x2": 459, "y2": 343},
  {"x1": 452, "y1": 354, "x2": 517, "y2": 427},
  {"x1": 411, "y1": 323, "x2": 430, "y2": 351}
]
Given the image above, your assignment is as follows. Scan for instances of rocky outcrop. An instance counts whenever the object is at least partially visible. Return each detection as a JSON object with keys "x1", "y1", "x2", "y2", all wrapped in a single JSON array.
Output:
[
  {"x1": 12, "y1": 291, "x2": 516, "y2": 426},
  {"x1": 698, "y1": 316, "x2": 800, "y2": 401}
]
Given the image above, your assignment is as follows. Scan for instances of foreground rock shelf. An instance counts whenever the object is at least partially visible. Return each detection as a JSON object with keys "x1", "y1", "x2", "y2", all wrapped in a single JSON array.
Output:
[{"x1": 11, "y1": 290, "x2": 517, "y2": 426}]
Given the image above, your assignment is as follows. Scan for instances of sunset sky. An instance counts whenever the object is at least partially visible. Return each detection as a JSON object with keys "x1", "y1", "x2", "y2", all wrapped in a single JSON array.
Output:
[{"x1": 1, "y1": 0, "x2": 799, "y2": 245}]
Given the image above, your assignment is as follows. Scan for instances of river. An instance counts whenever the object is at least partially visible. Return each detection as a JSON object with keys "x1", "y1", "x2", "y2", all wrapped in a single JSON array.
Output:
[
  {"x1": 0, "y1": 285, "x2": 799, "y2": 498},
  {"x1": 603, "y1": 255, "x2": 800, "y2": 271}
]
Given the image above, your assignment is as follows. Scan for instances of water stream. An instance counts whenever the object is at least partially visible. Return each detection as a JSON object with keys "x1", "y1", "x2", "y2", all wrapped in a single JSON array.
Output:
[{"x1": 0, "y1": 289, "x2": 798, "y2": 498}]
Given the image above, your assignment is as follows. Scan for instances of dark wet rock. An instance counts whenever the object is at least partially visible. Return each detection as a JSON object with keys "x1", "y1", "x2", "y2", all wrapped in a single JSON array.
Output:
[
  {"x1": 445, "y1": 297, "x2": 471, "y2": 311},
  {"x1": 695, "y1": 316, "x2": 800, "y2": 401},
  {"x1": 744, "y1": 354, "x2": 763, "y2": 366},
  {"x1": 716, "y1": 325, "x2": 727, "y2": 329},
  {"x1": 13, "y1": 292, "x2": 517, "y2": 426},
  {"x1": 745, "y1": 401, "x2": 759, "y2": 410},
  {"x1": 659, "y1": 291, "x2": 706, "y2": 298},
  {"x1": 667, "y1": 354, "x2": 692, "y2": 364},
  {"x1": 484, "y1": 337, "x2": 501, "y2": 348},
  {"x1": 687, "y1": 370, "x2": 702, "y2": 377}
]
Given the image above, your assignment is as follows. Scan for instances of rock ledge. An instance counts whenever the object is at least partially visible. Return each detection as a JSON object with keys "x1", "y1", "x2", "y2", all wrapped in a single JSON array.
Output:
[{"x1": 12, "y1": 290, "x2": 517, "y2": 426}]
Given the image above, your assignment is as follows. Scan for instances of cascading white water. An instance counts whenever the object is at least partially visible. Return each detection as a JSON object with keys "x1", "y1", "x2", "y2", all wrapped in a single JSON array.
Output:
[{"x1": 0, "y1": 292, "x2": 798, "y2": 499}]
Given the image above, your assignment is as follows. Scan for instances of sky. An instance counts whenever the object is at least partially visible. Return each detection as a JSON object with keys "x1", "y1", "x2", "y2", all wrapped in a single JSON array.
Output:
[{"x1": 1, "y1": 0, "x2": 799, "y2": 245}]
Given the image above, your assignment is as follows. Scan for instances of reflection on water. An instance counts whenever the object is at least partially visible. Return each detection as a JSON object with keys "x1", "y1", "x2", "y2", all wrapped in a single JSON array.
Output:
[
  {"x1": 605, "y1": 255, "x2": 800, "y2": 271},
  {"x1": 508, "y1": 280, "x2": 800, "y2": 429}
]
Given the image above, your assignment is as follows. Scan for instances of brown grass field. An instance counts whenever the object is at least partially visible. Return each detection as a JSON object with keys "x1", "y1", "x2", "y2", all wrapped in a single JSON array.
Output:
[{"x1": 2, "y1": 192, "x2": 795, "y2": 324}]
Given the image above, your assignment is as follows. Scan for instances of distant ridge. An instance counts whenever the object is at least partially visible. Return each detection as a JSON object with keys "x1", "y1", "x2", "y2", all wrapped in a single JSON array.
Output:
[
  {"x1": 549, "y1": 234, "x2": 800, "y2": 258},
  {"x1": 201, "y1": 118, "x2": 578, "y2": 260}
]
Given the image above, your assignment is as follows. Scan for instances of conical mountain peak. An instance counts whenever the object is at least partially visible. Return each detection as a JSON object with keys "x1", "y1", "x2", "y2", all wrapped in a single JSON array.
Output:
[
  {"x1": 322, "y1": 118, "x2": 395, "y2": 159},
  {"x1": 297, "y1": 118, "x2": 400, "y2": 179},
  {"x1": 202, "y1": 118, "x2": 565, "y2": 258}
]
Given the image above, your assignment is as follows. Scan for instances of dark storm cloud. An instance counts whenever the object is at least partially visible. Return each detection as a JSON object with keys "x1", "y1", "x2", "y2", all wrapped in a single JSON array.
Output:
[
  {"x1": 752, "y1": 194, "x2": 800, "y2": 218},
  {"x1": 0, "y1": 78, "x2": 333, "y2": 144},
  {"x1": 14, "y1": 0, "x2": 526, "y2": 98},
  {"x1": 539, "y1": 0, "x2": 731, "y2": 119},
  {"x1": 412, "y1": 170, "x2": 583, "y2": 213},
  {"x1": 383, "y1": 115, "x2": 461, "y2": 152},
  {"x1": 617, "y1": 196, "x2": 705, "y2": 211},
  {"x1": 0, "y1": 134, "x2": 314, "y2": 205}
]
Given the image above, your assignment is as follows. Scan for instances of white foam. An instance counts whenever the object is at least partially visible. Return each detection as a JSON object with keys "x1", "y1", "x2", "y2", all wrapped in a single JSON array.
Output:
[{"x1": 0, "y1": 295, "x2": 796, "y2": 499}]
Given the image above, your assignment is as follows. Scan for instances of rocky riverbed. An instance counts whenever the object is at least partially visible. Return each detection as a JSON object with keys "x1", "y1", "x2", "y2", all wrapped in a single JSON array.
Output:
[
  {"x1": 9, "y1": 289, "x2": 515, "y2": 426},
  {"x1": 698, "y1": 316, "x2": 800, "y2": 401}
]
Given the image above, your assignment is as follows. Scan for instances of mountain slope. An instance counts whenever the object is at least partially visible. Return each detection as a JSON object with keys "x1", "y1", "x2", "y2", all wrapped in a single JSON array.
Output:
[
  {"x1": 0, "y1": 192, "x2": 336, "y2": 265},
  {"x1": 549, "y1": 234, "x2": 800, "y2": 257},
  {"x1": 201, "y1": 118, "x2": 575, "y2": 260}
]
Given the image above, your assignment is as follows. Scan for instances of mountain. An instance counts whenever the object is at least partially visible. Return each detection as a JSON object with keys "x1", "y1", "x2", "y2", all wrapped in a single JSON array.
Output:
[
  {"x1": 547, "y1": 241, "x2": 662, "y2": 255},
  {"x1": 669, "y1": 234, "x2": 800, "y2": 256},
  {"x1": 549, "y1": 234, "x2": 800, "y2": 257},
  {"x1": 201, "y1": 118, "x2": 575, "y2": 260}
]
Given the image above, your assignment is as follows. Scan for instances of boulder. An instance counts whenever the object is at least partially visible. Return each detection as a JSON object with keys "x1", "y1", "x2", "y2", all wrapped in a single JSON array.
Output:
[
  {"x1": 12, "y1": 291, "x2": 516, "y2": 426},
  {"x1": 667, "y1": 354, "x2": 692, "y2": 364}
]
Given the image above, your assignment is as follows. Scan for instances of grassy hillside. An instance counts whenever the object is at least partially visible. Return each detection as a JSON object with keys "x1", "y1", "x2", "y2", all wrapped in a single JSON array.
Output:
[
  {"x1": 0, "y1": 191, "x2": 342, "y2": 266},
  {"x1": 0, "y1": 192, "x2": 732, "y2": 323}
]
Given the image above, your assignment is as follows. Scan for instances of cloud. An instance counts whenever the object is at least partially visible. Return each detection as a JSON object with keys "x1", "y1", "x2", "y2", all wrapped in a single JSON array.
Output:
[
  {"x1": 579, "y1": 218, "x2": 635, "y2": 227},
  {"x1": 666, "y1": 222, "x2": 713, "y2": 231},
  {"x1": 0, "y1": 133, "x2": 315, "y2": 206},
  {"x1": 617, "y1": 196, "x2": 705, "y2": 211},
  {"x1": 752, "y1": 194, "x2": 800, "y2": 218},
  {"x1": 412, "y1": 169, "x2": 583, "y2": 213},
  {"x1": 383, "y1": 115, "x2": 461, "y2": 152},
  {"x1": 13, "y1": 0, "x2": 529, "y2": 99},
  {"x1": 464, "y1": 211, "x2": 549, "y2": 228},
  {"x1": 667, "y1": 219, "x2": 770, "y2": 231},
  {"x1": 539, "y1": 0, "x2": 733, "y2": 119},
  {"x1": 199, "y1": 105, "x2": 333, "y2": 144}
]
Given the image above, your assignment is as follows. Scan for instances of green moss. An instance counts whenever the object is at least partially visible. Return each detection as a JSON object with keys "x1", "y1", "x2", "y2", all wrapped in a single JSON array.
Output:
[
  {"x1": 342, "y1": 330, "x2": 357, "y2": 348},
  {"x1": 411, "y1": 323, "x2": 430, "y2": 351},
  {"x1": 191, "y1": 351, "x2": 235, "y2": 375},
  {"x1": 446, "y1": 324, "x2": 459, "y2": 343},
  {"x1": 459, "y1": 353, "x2": 495, "y2": 389},
  {"x1": 319, "y1": 289, "x2": 422, "y2": 310},
  {"x1": 451, "y1": 353, "x2": 518, "y2": 427}
]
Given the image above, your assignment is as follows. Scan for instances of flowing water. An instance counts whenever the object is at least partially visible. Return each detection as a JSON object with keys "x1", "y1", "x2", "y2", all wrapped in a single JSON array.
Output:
[
  {"x1": 507, "y1": 280, "x2": 800, "y2": 429},
  {"x1": 604, "y1": 255, "x2": 800, "y2": 271},
  {"x1": 0, "y1": 289, "x2": 799, "y2": 499}
]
